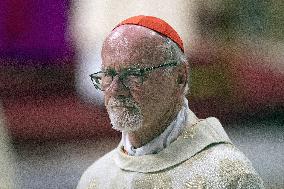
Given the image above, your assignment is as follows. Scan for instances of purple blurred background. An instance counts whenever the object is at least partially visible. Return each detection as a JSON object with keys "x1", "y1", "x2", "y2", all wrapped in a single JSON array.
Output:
[{"x1": 0, "y1": 0, "x2": 72, "y2": 60}]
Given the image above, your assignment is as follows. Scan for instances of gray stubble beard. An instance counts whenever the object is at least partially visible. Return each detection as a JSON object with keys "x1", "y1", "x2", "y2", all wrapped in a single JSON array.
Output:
[{"x1": 106, "y1": 98, "x2": 144, "y2": 132}]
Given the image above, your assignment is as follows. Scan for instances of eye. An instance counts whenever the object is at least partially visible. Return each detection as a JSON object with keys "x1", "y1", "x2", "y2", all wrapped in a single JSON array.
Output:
[
  {"x1": 99, "y1": 68, "x2": 117, "y2": 89},
  {"x1": 105, "y1": 68, "x2": 117, "y2": 77},
  {"x1": 101, "y1": 75, "x2": 113, "y2": 87}
]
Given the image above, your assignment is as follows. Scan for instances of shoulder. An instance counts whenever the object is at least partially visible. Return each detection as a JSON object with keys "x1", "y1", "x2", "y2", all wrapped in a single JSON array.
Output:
[
  {"x1": 190, "y1": 143, "x2": 265, "y2": 188},
  {"x1": 76, "y1": 149, "x2": 117, "y2": 189},
  {"x1": 216, "y1": 144, "x2": 264, "y2": 188}
]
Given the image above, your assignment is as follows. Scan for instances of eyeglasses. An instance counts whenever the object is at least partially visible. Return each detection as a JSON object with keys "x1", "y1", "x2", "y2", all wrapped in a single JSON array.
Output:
[{"x1": 89, "y1": 60, "x2": 179, "y2": 91}]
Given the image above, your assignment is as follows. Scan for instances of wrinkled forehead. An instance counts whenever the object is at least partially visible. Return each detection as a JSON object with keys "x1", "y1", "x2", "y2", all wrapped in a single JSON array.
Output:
[{"x1": 101, "y1": 25, "x2": 168, "y2": 69}]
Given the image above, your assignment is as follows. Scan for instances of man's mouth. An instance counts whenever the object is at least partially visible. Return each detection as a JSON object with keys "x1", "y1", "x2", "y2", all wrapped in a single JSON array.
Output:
[{"x1": 107, "y1": 98, "x2": 139, "y2": 110}]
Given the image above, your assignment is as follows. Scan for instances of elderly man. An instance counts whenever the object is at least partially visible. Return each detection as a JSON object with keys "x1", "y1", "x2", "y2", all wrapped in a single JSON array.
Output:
[{"x1": 77, "y1": 15, "x2": 264, "y2": 189}]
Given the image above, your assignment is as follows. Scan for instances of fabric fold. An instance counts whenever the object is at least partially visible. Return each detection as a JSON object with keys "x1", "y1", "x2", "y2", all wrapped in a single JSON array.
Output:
[{"x1": 114, "y1": 114, "x2": 232, "y2": 173}]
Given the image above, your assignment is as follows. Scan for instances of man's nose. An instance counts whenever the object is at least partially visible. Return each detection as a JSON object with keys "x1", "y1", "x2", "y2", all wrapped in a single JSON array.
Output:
[{"x1": 106, "y1": 76, "x2": 130, "y2": 97}]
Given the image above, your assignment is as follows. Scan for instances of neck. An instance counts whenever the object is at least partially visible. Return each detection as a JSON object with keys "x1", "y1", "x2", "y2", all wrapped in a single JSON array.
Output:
[{"x1": 127, "y1": 100, "x2": 182, "y2": 148}]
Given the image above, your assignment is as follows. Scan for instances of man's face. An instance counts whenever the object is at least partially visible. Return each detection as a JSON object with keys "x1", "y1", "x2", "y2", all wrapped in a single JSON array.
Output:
[{"x1": 101, "y1": 25, "x2": 182, "y2": 132}]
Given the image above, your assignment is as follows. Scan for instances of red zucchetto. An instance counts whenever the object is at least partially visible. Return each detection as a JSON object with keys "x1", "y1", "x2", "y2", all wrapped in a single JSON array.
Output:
[{"x1": 113, "y1": 15, "x2": 184, "y2": 52}]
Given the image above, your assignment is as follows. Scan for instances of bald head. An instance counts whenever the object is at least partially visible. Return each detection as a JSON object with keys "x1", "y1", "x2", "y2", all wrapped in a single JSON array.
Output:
[{"x1": 102, "y1": 25, "x2": 173, "y2": 69}]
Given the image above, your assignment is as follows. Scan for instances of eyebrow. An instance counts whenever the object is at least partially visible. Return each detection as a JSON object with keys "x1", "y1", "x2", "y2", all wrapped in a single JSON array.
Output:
[
  {"x1": 102, "y1": 60, "x2": 178, "y2": 74},
  {"x1": 103, "y1": 65, "x2": 142, "y2": 72}
]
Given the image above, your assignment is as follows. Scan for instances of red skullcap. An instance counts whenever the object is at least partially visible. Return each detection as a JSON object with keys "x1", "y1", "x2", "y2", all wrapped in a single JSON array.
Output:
[{"x1": 113, "y1": 15, "x2": 184, "y2": 52}]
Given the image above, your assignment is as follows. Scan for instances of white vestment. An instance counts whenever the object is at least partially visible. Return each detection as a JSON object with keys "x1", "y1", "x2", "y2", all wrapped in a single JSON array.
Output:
[{"x1": 77, "y1": 109, "x2": 264, "y2": 189}]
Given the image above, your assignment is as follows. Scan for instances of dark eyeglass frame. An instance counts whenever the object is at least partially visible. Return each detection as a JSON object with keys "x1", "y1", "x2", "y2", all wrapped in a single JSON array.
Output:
[{"x1": 89, "y1": 60, "x2": 179, "y2": 91}]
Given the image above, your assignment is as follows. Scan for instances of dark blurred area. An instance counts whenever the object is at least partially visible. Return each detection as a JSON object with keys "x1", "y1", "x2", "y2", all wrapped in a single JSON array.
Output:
[{"x1": 0, "y1": 0, "x2": 283, "y2": 188}]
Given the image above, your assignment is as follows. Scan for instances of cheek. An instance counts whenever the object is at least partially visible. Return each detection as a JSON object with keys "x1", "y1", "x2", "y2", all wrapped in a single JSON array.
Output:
[
  {"x1": 130, "y1": 73, "x2": 177, "y2": 110},
  {"x1": 131, "y1": 81, "x2": 161, "y2": 102},
  {"x1": 131, "y1": 82, "x2": 172, "y2": 111}
]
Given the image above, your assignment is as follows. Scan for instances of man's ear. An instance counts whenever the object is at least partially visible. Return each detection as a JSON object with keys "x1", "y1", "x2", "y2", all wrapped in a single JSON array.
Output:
[
  {"x1": 177, "y1": 62, "x2": 189, "y2": 87},
  {"x1": 177, "y1": 74, "x2": 185, "y2": 84}
]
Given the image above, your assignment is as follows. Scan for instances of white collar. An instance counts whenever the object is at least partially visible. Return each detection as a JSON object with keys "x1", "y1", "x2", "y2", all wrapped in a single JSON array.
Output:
[{"x1": 122, "y1": 97, "x2": 194, "y2": 156}]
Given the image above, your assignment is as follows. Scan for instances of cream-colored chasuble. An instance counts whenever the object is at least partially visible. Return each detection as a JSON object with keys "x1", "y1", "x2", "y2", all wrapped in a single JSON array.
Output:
[{"x1": 77, "y1": 111, "x2": 264, "y2": 189}]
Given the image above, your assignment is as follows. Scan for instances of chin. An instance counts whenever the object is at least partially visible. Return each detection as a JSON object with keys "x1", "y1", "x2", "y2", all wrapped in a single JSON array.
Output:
[{"x1": 108, "y1": 108, "x2": 144, "y2": 132}]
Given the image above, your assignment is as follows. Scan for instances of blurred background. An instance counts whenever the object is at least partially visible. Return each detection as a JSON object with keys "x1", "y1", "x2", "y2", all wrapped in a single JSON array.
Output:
[{"x1": 0, "y1": 0, "x2": 283, "y2": 188}]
